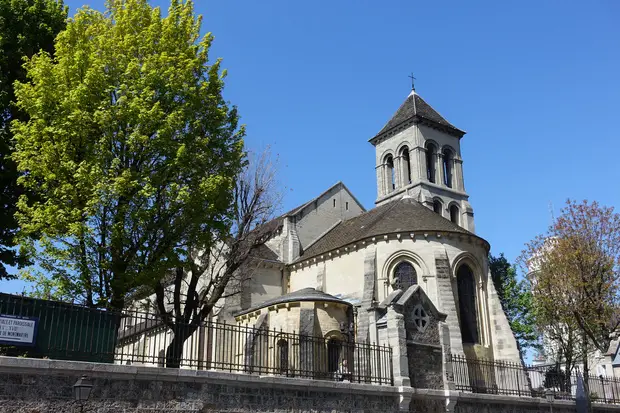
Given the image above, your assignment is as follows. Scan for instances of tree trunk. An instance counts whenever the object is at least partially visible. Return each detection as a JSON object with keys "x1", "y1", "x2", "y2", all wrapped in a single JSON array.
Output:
[
  {"x1": 582, "y1": 332, "x2": 590, "y2": 388},
  {"x1": 165, "y1": 323, "x2": 199, "y2": 368}
]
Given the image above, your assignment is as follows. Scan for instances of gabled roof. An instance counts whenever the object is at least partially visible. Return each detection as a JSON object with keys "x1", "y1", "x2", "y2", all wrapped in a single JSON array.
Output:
[
  {"x1": 235, "y1": 287, "x2": 350, "y2": 316},
  {"x1": 376, "y1": 285, "x2": 447, "y2": 322},
  {"x1": 256, "y1": 181, "x2": 365, "y2": 239},
  {"x1": 370, "y1": 91, "x2": 465, "y2": 143},
  {"x1": 297, "y1": 196, "x2": 485, "y2": 262}
]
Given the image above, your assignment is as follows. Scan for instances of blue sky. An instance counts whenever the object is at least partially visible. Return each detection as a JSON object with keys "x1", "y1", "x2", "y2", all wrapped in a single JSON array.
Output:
[{"x1": 3, "y1": 0, "x2": 620, "y2": 293}]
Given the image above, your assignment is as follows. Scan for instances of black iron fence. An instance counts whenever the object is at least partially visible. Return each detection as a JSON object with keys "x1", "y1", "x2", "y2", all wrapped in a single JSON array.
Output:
[
  {"x1": 0, "y1": 294, "x2": 393, "y2": 385},
  {"x1": 450, "y1": 354, "x2": 620, "y2": 404}
]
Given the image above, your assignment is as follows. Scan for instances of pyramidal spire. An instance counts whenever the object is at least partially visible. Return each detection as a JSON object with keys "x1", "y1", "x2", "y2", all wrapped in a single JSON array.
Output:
[{"x1": 370, "y1": 88, "x2": 465, "y2": 144}]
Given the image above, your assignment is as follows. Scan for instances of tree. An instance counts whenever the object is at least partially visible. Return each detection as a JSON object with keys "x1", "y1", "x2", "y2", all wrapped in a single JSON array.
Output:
[
  {"x1": 522, "y1": 199, "x2": 620, "y2": 382},
  {"x1": 12, "y1": 0, "x2": 244, "y2": 310},
  {"x1": 544, "y1": 364, "x2": 569, "y2": 393},
  {"x1": 149, "y1": 149, "x2": 281, "y2": 367},
  {"x1": 489, "y1": 253, "x2": 538, "y2": 358},
  {"x1": 0, "y1": 0, "x2": 67, "y2": 279},
  {"x1": 526, "y1": 252, "x2": 581, "y2": 391}
]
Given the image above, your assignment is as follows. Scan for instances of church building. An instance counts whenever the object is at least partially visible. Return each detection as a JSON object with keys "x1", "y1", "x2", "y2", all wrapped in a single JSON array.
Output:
[{"x1": 225, "y1": 88, "x2": 522, "y2": 367}]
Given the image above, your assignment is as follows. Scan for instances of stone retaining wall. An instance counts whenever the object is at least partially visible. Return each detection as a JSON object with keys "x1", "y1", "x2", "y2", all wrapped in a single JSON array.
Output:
[
  {"x1": 0, "y1": 357, "x2": 400, "y2": 413},
  {"x1": 3, "y1": 357, "x2": 620, "y2": 413}
]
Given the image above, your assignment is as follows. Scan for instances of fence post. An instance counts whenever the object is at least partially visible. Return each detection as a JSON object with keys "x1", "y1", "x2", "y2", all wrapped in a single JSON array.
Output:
[
  {"x1": 516, "y1": 361, "x2": 522, "y2": 396},
  {"x1": 388, "y1": 346, "x2": 394, "y2": 386}
]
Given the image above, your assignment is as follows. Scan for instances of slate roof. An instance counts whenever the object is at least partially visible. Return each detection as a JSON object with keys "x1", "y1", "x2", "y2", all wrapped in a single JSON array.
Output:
[
  {"x1": 371, "y1": 91, "x2": 465, "y2": 142},
  {"x1": 249, "y1": 243, "x2": 281, "y2": 262},
  {"x1": 298, "y1": 196, "x2": 480, "y2": 261},
  {"x1": 235, "y1": 287, "x2": 350, "y2": 316}
]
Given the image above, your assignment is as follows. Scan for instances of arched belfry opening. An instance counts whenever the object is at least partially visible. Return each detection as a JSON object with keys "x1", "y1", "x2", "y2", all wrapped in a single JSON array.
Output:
[
  {"x1": 433, "y1": 199, "x2": 443, "y2": 215},
  {"x1": 400, "y1": 146, "x2": 412, "y2": 185},
  {"x1": 450, "y1": 204, "x2": 460, "y2": 225},
  {"x1": 425, "y1": 143, "x2": 437, "y2": 184},
  {"x1": 385, "y1": 155, "x2": 395, "y2": 191},
  {"x1": 442, "y1": 148, "x2": 453, "y2": 188}
]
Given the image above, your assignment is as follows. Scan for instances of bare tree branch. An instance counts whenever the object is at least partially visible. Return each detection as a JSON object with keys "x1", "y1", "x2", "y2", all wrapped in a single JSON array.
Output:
[{"x1": 152, "y1": 147, "x2": 282, "y2": 367}]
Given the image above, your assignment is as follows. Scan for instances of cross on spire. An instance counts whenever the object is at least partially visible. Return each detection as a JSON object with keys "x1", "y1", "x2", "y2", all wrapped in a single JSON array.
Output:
[{"x1": 408, "y1": 73, "x2": 416, "y2": 91}]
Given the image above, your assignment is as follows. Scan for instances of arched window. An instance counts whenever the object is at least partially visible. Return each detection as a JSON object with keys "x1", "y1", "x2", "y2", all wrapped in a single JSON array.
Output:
[
  {"x1": 450, "y1": 204, "x2": 460, "y2": 225},
  {"x1": 425, "y1": 143, "x2": 436, "y2": 183},
  {"x1": 442, "y1": 148, "x2": 453, "y2": 188},
  {"x1": 327, "y1": 338, "x2": 342, "y2": 373},
  {"x1": 385, "y1": 155, "x2": 395, "y2": 191},
  {"x1": 393, "y1": 261, "x2": 417, "y2": 290},
  {"x1": 457, "y1": 265, "x2": 479, "y2": 344},
  {"x1": 433, "y1": 200, "x2": 443, "y2": 215},
  {"x1": 277, "y1": 339, "x2": 289, "y2": 374},
  {"x1": 400, "y1": 147, "x2": 412, "y2": 185}
]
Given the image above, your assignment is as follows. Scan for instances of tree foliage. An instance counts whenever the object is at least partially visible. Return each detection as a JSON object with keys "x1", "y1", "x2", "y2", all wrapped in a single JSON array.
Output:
[
  {"x1": 12, "y1": 0, "x2": 244, "y2": 310},
  {"x1": 521, "y1": 199, "x2": 620, "y2": 378},
  {"x1": 489, "y1": 253, "x2": 538, "y2": 356},
  {"x1": 0, "y1": 0, "x2": 67, "y2": 279}
]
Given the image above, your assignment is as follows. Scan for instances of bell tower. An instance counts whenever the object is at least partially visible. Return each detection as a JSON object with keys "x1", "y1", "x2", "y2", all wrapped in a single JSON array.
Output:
[{"x1": 369, "y1": 88, "x2": 476, "y2": 232}]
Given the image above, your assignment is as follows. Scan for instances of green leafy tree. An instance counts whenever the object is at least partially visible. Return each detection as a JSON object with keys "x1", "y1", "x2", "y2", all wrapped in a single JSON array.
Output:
[
  {"x1": 0, "y1": 0, "x2": 67, "y2": 279},
  {"x1": 489, "y1": 253, "x2": 538, "y2": 358},
  {"x1": 12, "y1": 0, "x2": 244, "y2": 310}
]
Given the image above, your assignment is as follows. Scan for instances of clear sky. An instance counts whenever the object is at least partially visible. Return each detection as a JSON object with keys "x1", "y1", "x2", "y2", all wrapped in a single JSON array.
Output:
[{"x1": 3, "y1": 0, "x2": 620, "y2": 293}]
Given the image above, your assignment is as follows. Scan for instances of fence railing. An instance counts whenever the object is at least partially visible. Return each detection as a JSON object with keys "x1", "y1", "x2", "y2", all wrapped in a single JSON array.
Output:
[
  {"x1": 450, "y1": 354, "x2": 620, "y2": 404},
  {"x1": 0, "y1": 294, "x2": 393, "y2": 385}
]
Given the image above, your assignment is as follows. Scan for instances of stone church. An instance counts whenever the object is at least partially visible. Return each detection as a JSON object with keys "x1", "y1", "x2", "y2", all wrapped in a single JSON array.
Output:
[{"x1": 224, "y1": 88, "x2": 522, "y2": 372}]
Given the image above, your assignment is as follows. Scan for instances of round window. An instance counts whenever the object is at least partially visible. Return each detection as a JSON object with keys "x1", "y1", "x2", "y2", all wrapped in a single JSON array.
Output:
[{"x1": 412, "y1": 304, "x2": 429, "y2": 332}]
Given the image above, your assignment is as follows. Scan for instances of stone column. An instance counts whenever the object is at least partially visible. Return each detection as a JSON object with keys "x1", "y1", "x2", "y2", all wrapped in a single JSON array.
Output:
[
  {"x1": 446, "y1": 157, "x2": 455, "y2": 188},
  {"x1": 376, "y1": 164, "x2": 385, "y2": 197},
  {"x1": 454, "y1": 158, "x2": 465, "y2": 191},
  {"x1": 434, "y1": 250, "x2": 464, "y2": 355},
  {"x1": 464, "y1": 203, "x2": 475, "y2": 233},
  {"x1": 356, "y1": 247, "x2": 376, "y2": 343},
  {"x1": 394, "y1": 155, "x2": 403, "y2": 189},
  {"x1": 386, "y1": 306, "x2": 410, "y2": 387},
  {"x1": 316, "y1": 262, "x2": 326, "y2": 292},
  {"x1": 439, "y1": 322, "x2": 457, "y2": 391},
  {"x1": 299, "y1": 303, "x2": 315, "y2": 378},
  {"x1": 477, "y1": 278, "x2": 490, "y2": 347},
  {"x1": 436, "y1": 152, "x2": 444, "y2": 186},
  {"x1": 356, "y1": 247, "x2": 376, "y2": 383},
  {"x1": 415, "y1": 146, "x2": 425, "y2": 183}
]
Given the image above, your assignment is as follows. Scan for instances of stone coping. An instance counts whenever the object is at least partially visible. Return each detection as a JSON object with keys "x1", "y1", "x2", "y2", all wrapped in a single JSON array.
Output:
[{"x1": 0, "y1": 356, "x2": 399, "y2": 396}]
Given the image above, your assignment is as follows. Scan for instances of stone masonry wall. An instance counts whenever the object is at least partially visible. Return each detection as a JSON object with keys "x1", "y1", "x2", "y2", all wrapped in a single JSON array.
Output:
[
  {"x1": 407, "y1": 344, "x2": 443, "y2": 389},
  {"x1": 0, "y1": 357, "x2": 400, "y2": 413},
  {"x1": 4, "y1": 356, "x2": 620, "y2": 413}
]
